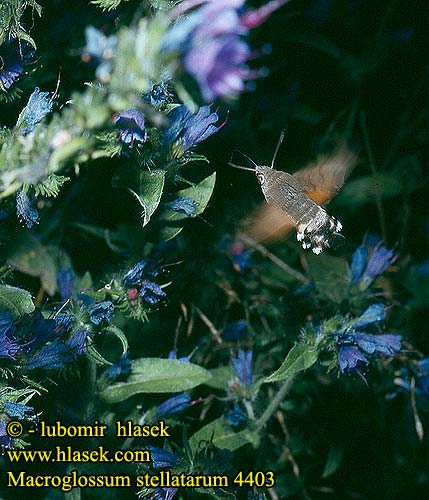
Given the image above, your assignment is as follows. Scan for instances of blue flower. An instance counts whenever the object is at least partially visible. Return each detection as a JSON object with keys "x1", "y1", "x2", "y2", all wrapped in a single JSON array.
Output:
[
  {"x1": 67, "y1": 329, "x2": 88, "y2": 355},
  {"x1": 389, "y1": 358, "x2": 429, "y2": 398},
  {"x1": 222, "y1": 321, "x2": 247, "y2": 341},
  {"x1": 57, "y1": 267, "x2": 74, "y2": 302},
  {"x1": 338, "y1": 346, "x2": 368, "y2": 373},
  {"x1": 0, "y1": 309, "x2": 14, "y2": 333},
  {"x1": 19, "y1": 87, "x2": 53, "y2": 135},
  {"x1": 146, "y1": 446, "x2": 179, "y2": 469},
  {"x1": 232, "y1": 349, "x2": 253, "y2": 387},
  {"x1": 89, "y1": 301, "x2": 114, "y2": 325},
  {"x1": 168, "y1": 350, "x2": 191, "y2": 362},
  {"x1": 353, "y1": 304, "x2": 386, "y2": 329},
  {"x1": 26, "y1": 340, "x2": 74, "y2": 370},
  {"x1": 352, "y1": 334, "x2": 402, "y2": 356},
  {"x1": 107, "y1": 352, "x2": 132, "y2": 380},
  {"x1": 54, "y1": 313, "x2": 74, "y2": 333},
  {"x1": 3, "y1": 401, "x2": 36, "y2": 421},
  {"x1": 114, "y1": 108, "x2": 147, "y2": 146},
  {"x1": 16, "y1": 189, "x2": 39, "y2": 228},
  {"x1": 76, "y1": 292, "x2": 94, "y2": 307},
  {"x1": 123, "y1": 259, "x2": 160, "y2": 286},
  {"x1": 0, "y1": 420, "x2": 12, "y2": 450},
  {"x1": 361, "y1": 244, "x2": 395, "y2": 288},
  {"x1": 15, "y1": 309, "x2": 56, "y2": 352},
  {"x1": 156, "y1": 393, "x2": 191, "y2": 418},
  {"x1": 415, "y1": 358, "x2": 429, "y2": 396},
  {"x1": 166, "y1": 197, "x2": 196, "y2": 216},
  {"x1": 0, "y1": 40, "x2": 34, "y2": 91},
  {"x1": 140, "y1": 281, "x2": 168, "y2": 308},
  {"x1": 164, "y1": 105, "x2": 220, "y2": 153},
  {"x1": 226, "y1": 404, "x2": 247, "y2": 426},
  {"x1": 144, "y1": 83, "x2": 171, "y2": 108},
  {"x1": 83, "y1": 26, "x2": 117, "y2": 83},
  {"x1": 229, "y1": 240, "x2": 252, "y2": 273},
  {"x1": 336, "y1": 304, "x2": 402, "y2": 374},
  {"x1": 350, "y1": 245, "x2": 368, "y2": 283},
  {"x1": 151, "y1": 487, "x2": 178, "y2": 500}
]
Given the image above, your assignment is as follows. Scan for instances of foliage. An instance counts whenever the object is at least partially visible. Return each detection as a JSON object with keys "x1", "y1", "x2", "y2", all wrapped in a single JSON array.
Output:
[{"x1": 0, "y1": 1, "x2": 427, "y2": 500}]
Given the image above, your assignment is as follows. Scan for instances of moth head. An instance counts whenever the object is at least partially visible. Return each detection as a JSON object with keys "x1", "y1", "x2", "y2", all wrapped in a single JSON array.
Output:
[{"x1": 255, "y1": 166, "x2": 266, "y2": 185}]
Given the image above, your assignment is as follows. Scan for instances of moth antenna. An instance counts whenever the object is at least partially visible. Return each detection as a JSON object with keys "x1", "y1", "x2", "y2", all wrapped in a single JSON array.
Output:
[
  {"x1": 270, "y1": 128, "x2": 286, "y2": 168},
  {"x1": 230, "y1": 149, "x2": 259, "y2": 169}
]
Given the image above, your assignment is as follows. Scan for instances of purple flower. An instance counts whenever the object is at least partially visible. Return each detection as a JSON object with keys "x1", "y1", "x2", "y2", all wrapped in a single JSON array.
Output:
[
  {"x1": 3, "y1": 402, "x2": 36, "y2": 421},
  {"x1": 57, "y1": 267, "x2": 74, "y2": 302},
  {"x1": 107, "y1": 352, "x2": 132, "y2": 380},
  {"x1": 222, "y1": 320, "x2": 247, "y2": 341},
  {"x1": 114, "y1": 108, "x2": 147, "y2": 146},
  {"x1": 338, "y1": 346, "x2": 368, "y2": 373},
  {"x1": 164, "y1": 105, "x2": 220, "y2": 153},
  {"x1": 146, "y1": 446, "x2": 179, "y2": 469},
  {"x1": 165, "y1": 0, "x2": 287, "y2": 101},
  {"x1": 16, "y1": 189, "x2": 39, "y2": 228},
  {"x1": 166, "y1": 197, "x2": 196, "y2": 216},
  {"x1": 184, "y1": 36, "x2": 251, "y2": 101},
  {"x1": 140, "y1": 281, "x2": 168, "y2": 308},
  {"x1": 89, "y1": 301, "x2": 114, "y2": 325},
  {"x1": 353, "y1": 304, "x2": 386, "y2": 329},
  {"x1": 352, "y1": 334, "x2": 402, "y2": 356},
  {"x1": 360, "y1": 243, "x2": 395, "y2": 288},
  {"x1": 232, "y1": 349, "x2": 253, "y2": 387},
  {"x1": 156, "y1": 393, "x2": 191, "y2": 418}
]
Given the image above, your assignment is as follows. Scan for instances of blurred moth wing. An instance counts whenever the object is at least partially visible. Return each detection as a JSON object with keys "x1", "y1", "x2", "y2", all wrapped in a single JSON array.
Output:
[{"x1": 239, "y1": 144, "x2": 357, "y2": 251}]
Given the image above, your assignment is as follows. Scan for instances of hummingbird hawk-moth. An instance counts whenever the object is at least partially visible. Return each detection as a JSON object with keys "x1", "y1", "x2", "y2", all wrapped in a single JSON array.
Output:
[{"x1": 229, "y1": 132, "x2": 356, "y2": 254}]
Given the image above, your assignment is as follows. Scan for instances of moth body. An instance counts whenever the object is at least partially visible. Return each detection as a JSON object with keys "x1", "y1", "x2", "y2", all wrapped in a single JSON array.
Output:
[{"x1": 255, "y1": 165, "x2": 342, "y2": 254}]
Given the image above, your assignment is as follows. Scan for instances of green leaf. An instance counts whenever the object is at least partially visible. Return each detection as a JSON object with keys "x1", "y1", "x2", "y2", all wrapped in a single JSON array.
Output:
[
  {"x1": 205, "y1": 366, "x2": 234, "y2": 390},
  {"x1": 265, "y1": 342, "x2": 320, "y2": 383},
  {"x1": 0, "y1": 285, "x2": 34, "y2": 317},
  {"x1": 322, "y1": 447, "x2": 344, "y2": 478},
  {"x1": 112, "y1": 167, "x2": 165, "y2": 227},
  {"x1": 7, "y1": 232, "x2": 57, "y2": 296},
  {"x1": 156, "y1": 171, "x2": 216, "y2": 241},
  {"x1": 100, "y1": 358, "x2": 212, "y2": 403},
  {"x1": 105, "y1": 325, "x2": 129, "y2": 355},
  {"x1": 189, "y1": 417, "x2": 259, "y2": 453}
]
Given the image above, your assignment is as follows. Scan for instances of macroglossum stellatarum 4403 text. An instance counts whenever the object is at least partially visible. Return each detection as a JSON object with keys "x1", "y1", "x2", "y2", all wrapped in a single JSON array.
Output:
[{"x1": 229, "y1": 131, "x2": 357, "y2": 254}]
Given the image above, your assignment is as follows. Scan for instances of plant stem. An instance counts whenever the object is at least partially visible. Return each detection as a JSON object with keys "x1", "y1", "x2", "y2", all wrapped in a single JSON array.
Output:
[{"x1": 256, "y1": 376, "x2": 295, "y2": 432}]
